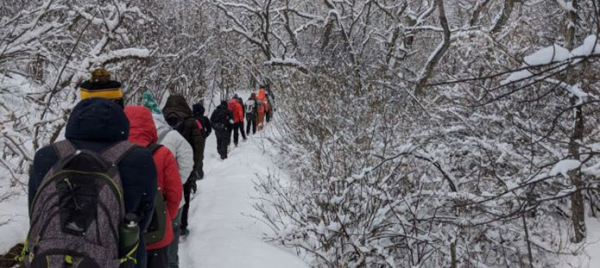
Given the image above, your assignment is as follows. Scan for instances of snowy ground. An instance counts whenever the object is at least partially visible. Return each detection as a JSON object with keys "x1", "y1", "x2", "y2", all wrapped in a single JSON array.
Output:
[
  {"x1": 178, "y1": 125, "x2": 308, "y2": 268},
  {"x1": 0, "y1": 179, "x2": 28, "y2": 255},
  {"x1": 561, "y1": 218, "x2": 600, "y2": 268}
]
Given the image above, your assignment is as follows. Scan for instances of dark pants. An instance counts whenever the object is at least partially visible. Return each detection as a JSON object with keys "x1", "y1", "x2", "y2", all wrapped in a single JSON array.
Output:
[
  {"x1": 168, "y1": 209, "x2": 182, "y2": 268},
  {"x1": 266, "y1": 111, "x2": 271, "y2": 122},
  {"x1": 232, "y1": 122, "x2": 246, "y2": 145},
  {"x1": 147, "y1": 247, "x2": 168, "y2": 268},
  {"x1": 246, "y1": 115, "x2": 256, "y2": 135},
  {"x1": 180, "y1": 180, "x2": 192, "y2": 233},
  {"x1": 197, "y1": 134, "x2": 205, "y2": 173},
  {"x1": 215, "y1": 129, "x2": 229, "y2": 159},
  {"x1": 226, "y1": 124, "x2": 232, "y2": 146}
]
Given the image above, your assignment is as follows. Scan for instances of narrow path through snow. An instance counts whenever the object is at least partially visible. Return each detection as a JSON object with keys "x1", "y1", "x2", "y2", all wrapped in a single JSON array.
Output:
[{"x1": 178, "y1": 128, "x2": 308, "y2": 268}]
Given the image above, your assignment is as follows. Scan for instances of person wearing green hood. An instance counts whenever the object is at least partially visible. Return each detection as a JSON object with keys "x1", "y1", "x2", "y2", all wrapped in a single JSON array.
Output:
[
  {"x1": 162, "y1": 95, "x2": 204, "y2": 238},
  {"x1": 143, "y1": 90, "x2": 194, "y2": 268}
]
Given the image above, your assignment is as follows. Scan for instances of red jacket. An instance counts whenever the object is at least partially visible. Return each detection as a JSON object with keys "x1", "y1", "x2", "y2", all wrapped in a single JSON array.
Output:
[
  {"x1": 124, "y1": 106, "x2": 183, "y2": 250},
  {"x1": 228, "y1": 99, "x2": 244, "y2": 123}
]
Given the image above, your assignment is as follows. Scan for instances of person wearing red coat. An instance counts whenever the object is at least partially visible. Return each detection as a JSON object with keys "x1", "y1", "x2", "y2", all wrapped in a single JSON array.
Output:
[
  {"x1": 228, "y1": 97, "x2": 246, "y2": 146},
  {"x1": 256, "y1": 87, "x2": 268, "y2": 131},
  {"x1": 124, "y1": 106, "x2": 183, "y2": 268}
]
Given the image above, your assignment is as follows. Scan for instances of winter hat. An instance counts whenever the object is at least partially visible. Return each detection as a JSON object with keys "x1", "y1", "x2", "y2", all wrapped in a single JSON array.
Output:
[
  {"x1": 143, "y1": 89, "x2": 163, "y2": 115},
  {"x1": 80, "y1": 67, "x2": 124, "y2": 105},
  {"x1": 193, "y1": 103, "x2": 205, "y2": 116}
]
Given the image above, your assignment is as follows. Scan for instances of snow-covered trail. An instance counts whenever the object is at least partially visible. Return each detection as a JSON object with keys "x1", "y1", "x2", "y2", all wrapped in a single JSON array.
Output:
[{"x1": 178, "y1": 129, "x2": 308, "y2": 268}]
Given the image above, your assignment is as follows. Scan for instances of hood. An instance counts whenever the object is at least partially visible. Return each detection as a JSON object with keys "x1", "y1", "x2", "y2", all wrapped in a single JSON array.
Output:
[
  {"x1": 162, "y1": 95, "x2": 192, "y2": 118},
  {"x1": 65, "y1": 98, "x2": 129, "y2": 142},
  {"x1": 124, "y1": 106, "x2": 158, "y2": 147},
  {"x1": 257, "y1": 89, "x2": 266, "y2": 101},
  {"x1": 192, "y1": 103, "x2": 205, "y2": 117},
  {"x1": 217, "y1": 103, "x2": 228, "y2": 111},
  {"x1": 143, "y1": 89, "x2": 163, "y2": 115},
  {"x1": 153, "y1": 113, "x2": 171, "y2": 133}
]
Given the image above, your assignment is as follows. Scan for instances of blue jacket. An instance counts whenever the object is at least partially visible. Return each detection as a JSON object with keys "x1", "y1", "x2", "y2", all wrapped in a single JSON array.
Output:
[{"x1": 28, "y1": 98, "x2": 157, "y2": 267}]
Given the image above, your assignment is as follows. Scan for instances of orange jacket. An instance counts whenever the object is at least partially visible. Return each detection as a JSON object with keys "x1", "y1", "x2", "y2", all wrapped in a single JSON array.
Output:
[
  {"x1": 228, "y1": 99, "x2": 244, "y2": 123},
  {"x1": 257, "y1": 89, "x2": 266, "y2": 101}
]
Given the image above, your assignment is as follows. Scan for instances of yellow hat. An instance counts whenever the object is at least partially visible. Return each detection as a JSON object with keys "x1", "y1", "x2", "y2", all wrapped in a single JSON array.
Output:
[{"x1": 80, "y1": 68, "x2": 123, "y2": 100}]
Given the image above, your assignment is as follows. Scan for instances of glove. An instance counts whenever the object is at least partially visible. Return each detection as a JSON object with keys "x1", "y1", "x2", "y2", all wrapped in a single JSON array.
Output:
[
  {"x1": 229, "y1": 119, "x2": 234, "y2": 125},
  {"x1": 189, "y1": 180, "x2": 197, "y2": 194}
]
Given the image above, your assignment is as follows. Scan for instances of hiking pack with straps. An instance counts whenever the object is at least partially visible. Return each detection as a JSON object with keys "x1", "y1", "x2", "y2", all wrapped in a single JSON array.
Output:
[
  {"x1": 245, "y1": 100, "x2": 257, "y2": 117},
  {"x1": 165, "y1": 113, "x2": 197, "y2": 143},
  {"x1": 23, "y1": 140, "x2": 138, "y2": 268},
  {"x1": 211, "y1": 108, "x2": 230, "y2": 131},
  {"x1": 143, "y1": 144, "x2": 168, "y2": 245}
]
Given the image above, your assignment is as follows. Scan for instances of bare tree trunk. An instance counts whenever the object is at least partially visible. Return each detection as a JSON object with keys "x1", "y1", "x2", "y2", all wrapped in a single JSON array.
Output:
[
  {"x1": 415, "y1": 0, "x2": 451, "y2": 96},
  {"x1": 561, "y1": 0, "x2": 586, "y2": 243},
  {"x1": 491, "y1": 0, "x2": 515, "y2": 34},
  {"x1": 569, "y1": 99, "x2": 586, "y2": 242},
  {"x1": 450, "y1": 241, "x2": 457, "y2": 268},
  {"x1": 522, "y1": 215, "x2": 534, "y2": 268}
]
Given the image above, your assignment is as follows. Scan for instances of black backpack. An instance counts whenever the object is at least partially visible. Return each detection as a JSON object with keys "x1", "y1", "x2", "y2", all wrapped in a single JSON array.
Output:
[
  {"x1": 165, "y1": 113, "x2": 195, "y2": 142},
  {"x1": 210, "y1": 107, "x2": 230, "y2": 131},
  {"x1": 23, "y1": 140, "x2": 137, "y2": 268},
  {"x1": 143, "y1": 144, "x2": 168, "y2": 245}
]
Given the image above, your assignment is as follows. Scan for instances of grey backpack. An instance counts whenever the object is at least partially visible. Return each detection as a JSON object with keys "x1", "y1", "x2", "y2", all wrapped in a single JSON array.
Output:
[{"x1": 23, "y1": 140, "x2": 136, "y2": 268}]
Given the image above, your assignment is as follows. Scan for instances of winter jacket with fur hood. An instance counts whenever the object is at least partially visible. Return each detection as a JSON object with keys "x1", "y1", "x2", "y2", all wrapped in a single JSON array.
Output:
[{"x1": 125, "y1": 106, "x2": 183, "y2": 250}]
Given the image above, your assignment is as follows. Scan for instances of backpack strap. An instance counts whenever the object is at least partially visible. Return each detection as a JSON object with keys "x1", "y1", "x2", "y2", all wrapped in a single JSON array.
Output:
[
  {"x1": 101, "y1": 141, "x2": 137, "y2": 165},
  {"x1": 52, "y1": 140, "x2": 77, "y2": 159},
  {"x1": 147, "y1": 143, "x2": 162, "y2": 155}
]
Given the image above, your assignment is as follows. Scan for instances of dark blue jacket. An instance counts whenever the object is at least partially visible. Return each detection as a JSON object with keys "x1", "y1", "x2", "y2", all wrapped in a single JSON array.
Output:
[{"x1": 28, "y1": 98, "x2": 157, "y2": 268}]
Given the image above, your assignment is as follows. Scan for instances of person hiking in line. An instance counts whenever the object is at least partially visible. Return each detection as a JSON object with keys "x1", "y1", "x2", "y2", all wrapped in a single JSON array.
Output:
[
  {"x1": 143, "y1": 91, "x2": 193, "y2": 268},
  {"x1": 125, "y1": 107, "x2": 183, "y2": 268},
  {"x1": 256, "y1": 87, "x2": 268, "y2": 130},
  {"x1": 193, "y1": 103, "x2": 213, "y2": 144},
  {"x1": 228, "y1": 96, "x2": 246, "y2": 146},
  {"x1": 265, "y1": 93, "x2": 273, "y2": 123},
  {"x1": 210, "y1": 100, "x2": 233, "y2": 160},
  {"x1": 245, "y1": 93, "x2": 258, "y2": 135},
  {"x1": 234, "y1": 94, "x2": 245, "y2": 121},
  {"x1": 162, "y1": 95, "x2": 204, "y2": 238},
  {"x1": 27, "y1": 94, "x2": 157, "y2": 267}
]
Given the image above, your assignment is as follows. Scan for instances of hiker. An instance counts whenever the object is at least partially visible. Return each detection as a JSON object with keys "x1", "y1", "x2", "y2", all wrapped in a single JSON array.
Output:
[
  {"x1": 125, "y1": 106, "x2": 182, "y2": 268},
  {"x1": 228, "y1": 96, "x2": 246, "y2": 146},
  {"x1": 245, "y1": 93, "x2": 258, "y2": 135},
  {"x1": 256, "y1": 87, "x2": 268, "y2": 130},
  {"x1": 264, "y1": 93, "x2": 272, "y2": 123},
  {"x1": 27, "y1": 97, "x2": 157, "y2": 268},
  {"x1": 210, "y1": 100, "x2": 233, "y2": 159},
  {"x1": 234, "y1": 94, "x2": 245, "y2": 120},
  {"x1": 256, "y1": 100, "x2": 265, "y2": 131},
  {"x1": 193, "y1": 103, "x2": 213, "y2": 143},
  {"x1": 143, "y1": 90, "x2": 194, "y2": 268},
  {"x1": 162, "y1": 95, "x2": 204, "y2": 238}
]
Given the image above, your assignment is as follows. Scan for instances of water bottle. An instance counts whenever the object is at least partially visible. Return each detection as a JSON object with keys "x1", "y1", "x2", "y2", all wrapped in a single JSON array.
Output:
[{"x1": 119, "y1": 213, "x2": 139, "y2": 268}]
